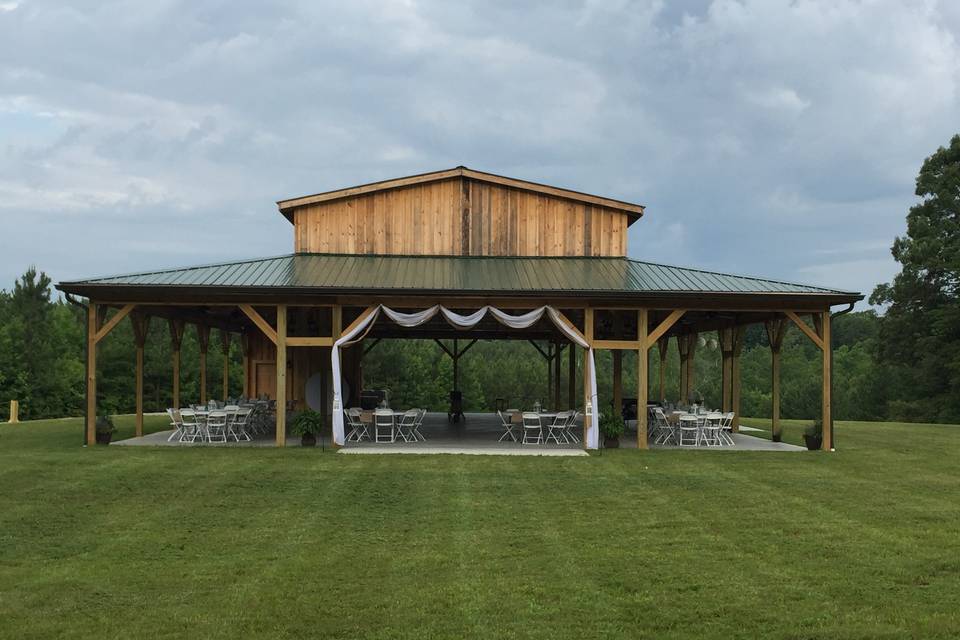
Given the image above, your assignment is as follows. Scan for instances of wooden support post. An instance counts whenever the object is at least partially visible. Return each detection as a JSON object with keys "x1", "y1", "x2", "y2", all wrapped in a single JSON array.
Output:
[
  {"x1": 637, "y1": 309, "x2": 649, "y2": 449},
  {"x1": 453, "y1": 338, "x2": 460, "y2": 390},
  {"x1": 686, "y1": 332, "x2": 698, "y2": 402},
  {"x1": 821, "y1": 311, "x2": 832, "y2": 450},
  {"x1": 568, "y1": 340, "x2": 576, "y2": 410},
  {"x1": 719, "y1": 327, "x2": 735, "y2": 413},
  {"x1": 8, "y1": 400, "x2": 18, "y2": 424},
  {"x1": 612, "y1": 350, "x2": 623, "y2": 421},
  {"x1": 543, "y1": 342, "x2": 552, "y2": 405},
  {"x1": 131, "y1": 313, "x2": 150, "y2": 438},
  {"x1": 765, "y1": 318, "x2": 787, "y2": 442},
  {"x1": 583, "y1": 308, "x2": 594, "y2": 446},
  {"x1": 657, "y1": 337, "x2": 669, "y2": 404},
  {"x1": 731, "y1": 326, "x2": 745, "y2": 433},
  {"x1": 85, "y1": 303, "x2": 98, "y2": 446},
  {"x1": 677, "y1": 334, "x2": 689, "y2": 404},
  {"x1": 553, "y1": 343, "x2": 562, "y2": 409},
  {"x1": 196, "y1": 324, "x2": 210, "y2": 405},
  {"x1": 241, "y1": 332, "x2": 251, "y2": 398},
  {"x1": 169, "y1": 319, "x2": 184, "y2": 410},
  {"x1": 220, "y1": 330, "x2": 231, "y2": 401},
  {"x1": 275, "y1": 304, "x2": 287, "y2": 447}
]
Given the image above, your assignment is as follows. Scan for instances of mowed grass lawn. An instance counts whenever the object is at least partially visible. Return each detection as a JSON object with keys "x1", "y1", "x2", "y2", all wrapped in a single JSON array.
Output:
[{"x1": 1, "y1": 416, "x2": 958, "y2": 639}]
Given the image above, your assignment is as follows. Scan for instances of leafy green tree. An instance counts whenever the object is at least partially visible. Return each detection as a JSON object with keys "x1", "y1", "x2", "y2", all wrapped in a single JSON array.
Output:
[{"x1": 872, "y1": 134, "x2": 960, "y2": 422}]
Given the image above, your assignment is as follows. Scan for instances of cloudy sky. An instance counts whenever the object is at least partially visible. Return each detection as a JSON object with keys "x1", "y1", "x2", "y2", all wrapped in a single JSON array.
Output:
[{"x1": 2, "y1": 0, "x2": 959, "y2": 305}]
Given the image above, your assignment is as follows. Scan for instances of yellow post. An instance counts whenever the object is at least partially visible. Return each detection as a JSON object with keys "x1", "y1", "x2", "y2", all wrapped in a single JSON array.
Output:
[
  {"x1": 275, "y1": 304, "x2": 287, "y2": 447},
  {"x1": 8, "y1": 400, "x2": 19, "y2": 424},
  {"x1": 637, "y1": 309, "x2": 649, "y2": 449}
]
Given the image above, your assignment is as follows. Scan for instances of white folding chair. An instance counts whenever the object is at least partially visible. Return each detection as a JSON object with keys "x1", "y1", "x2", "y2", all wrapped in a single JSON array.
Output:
[
  {"x1": 412, "y1": 409, "x2": 427, "y2": 441},
  {"x1": 497, "y1": 410, "x2": 517, "y2": 442},
  {"x1": 396, "y1": 410, "x2": 419, "y2": 443},
  {"x1": 678, "y1": 414, "x2": 699, "y2": 447},
  {"x1": 374, "y1": 409, "x2": 395, "y2": 443},
  {"x1": 178, "y1": 409, "x2": 201, "y2": 443},
  {"x1": 719, "y1": 412, "x2": 735, "y2": 446},
  {"x1": 231, "y1": 407, "x2": 253, "y2": 442},
  {"x1": 652, "y1": 408, "x2": 674, "y2": 445},
  {"x1": 345, "y1": 408, "x2": 369, "y2": 442},
  {"x1": 205, "y1": 411, "x2": 227, "y2": 443},
  {"x1": 701, "y1": 413, "x2": 723, "y2": 447},
  {"x1": 522, "y1": 412, "x2": 542, "y2": 445},
  {"x1": 565, "y1": 411, "x2": 582, "y2": 443},
  {"x1": 167, "y1": 408, "x2": 184, "y2": 442},
  {"x1": 545, "y1": 411, "x2": 570, "y2": 444},
  {"x1": 223, "y1": 405, "x2": 241, "y2": 441}
]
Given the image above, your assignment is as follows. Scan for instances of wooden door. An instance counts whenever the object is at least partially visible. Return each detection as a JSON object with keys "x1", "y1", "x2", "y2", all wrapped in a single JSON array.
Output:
[{"x1": 255, "y1": 361, "x2": 276, "y2": 399}]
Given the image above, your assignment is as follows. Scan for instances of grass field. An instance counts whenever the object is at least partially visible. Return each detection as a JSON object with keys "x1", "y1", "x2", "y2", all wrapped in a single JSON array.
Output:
[{"x1": 1, "y1": 416, "x2": 958, "y2": 639}]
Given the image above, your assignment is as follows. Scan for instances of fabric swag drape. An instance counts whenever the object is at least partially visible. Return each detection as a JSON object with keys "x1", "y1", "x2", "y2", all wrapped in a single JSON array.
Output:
[{"x1": 330, "y1": 305, "x2": 599, "y2": 448}]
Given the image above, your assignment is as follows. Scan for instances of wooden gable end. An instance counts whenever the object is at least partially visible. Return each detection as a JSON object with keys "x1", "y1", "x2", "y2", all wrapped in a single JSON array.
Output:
[{"x1": 291, "y1": 176, "x2": 630, "y2": 257}]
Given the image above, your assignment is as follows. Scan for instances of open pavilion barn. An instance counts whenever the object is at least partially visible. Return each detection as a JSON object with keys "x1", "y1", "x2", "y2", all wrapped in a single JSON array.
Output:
[{"x1": 56, "y1": 167, "x2": 862, "y2": 449}]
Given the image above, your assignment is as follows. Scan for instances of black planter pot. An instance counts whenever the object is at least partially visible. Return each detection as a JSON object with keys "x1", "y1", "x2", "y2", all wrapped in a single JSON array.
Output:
[
  {"x1": 803, "y1": 434, "x2": 822, "y2": 451},
  {"x1": 95, "y1": 431, "x2": 113, "y2": 445},
  {"x1": 301, "y1": 433, "x2": 317, "y2": 447},
  {"x1": 604, "y1": 437, "x2": 620, "y2": 449}
]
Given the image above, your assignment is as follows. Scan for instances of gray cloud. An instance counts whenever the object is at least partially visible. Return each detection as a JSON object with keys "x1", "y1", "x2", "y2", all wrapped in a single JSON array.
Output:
[{"x1": 1, "y1": 0, "x2": 958, "y2": 305}]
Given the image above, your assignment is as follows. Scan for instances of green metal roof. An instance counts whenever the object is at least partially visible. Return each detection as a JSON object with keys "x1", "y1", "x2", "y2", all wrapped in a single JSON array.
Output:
[{"x1": 57, "y1": 253, "x2": 860, "y2": 299}]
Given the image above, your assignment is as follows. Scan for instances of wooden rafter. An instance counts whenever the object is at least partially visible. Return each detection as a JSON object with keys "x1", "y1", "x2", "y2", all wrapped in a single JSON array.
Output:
[
  {"x1": 363, "y1": 338, "x2": 382, "y2": 355},
  {"x1": 552, "y1": 309, "x2": 590, "y2": 346},
  {"x1": 239, "y1": 304, "x2": 278, "y2": 345},
  {"x1": 528, "y1": 340, "x2": 551, "y2": 360},
  {"x1": 94, "y1": 303, "x2": 135, "y2": 344},
  {"x1": 339, "y1": 306, "x2": 377, "y2": 340},
  {"x1": 434, "y1": 339, "x2": 454, "y2": 358},
  {"x1": 784, "y1": 310, "x2": 824, "y2": 350},
  {"x1": 645, "y1": 309, "x2": 686, "y2": 348}
]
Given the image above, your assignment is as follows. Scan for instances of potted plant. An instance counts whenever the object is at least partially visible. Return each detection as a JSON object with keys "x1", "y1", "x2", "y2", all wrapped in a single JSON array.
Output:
[
  {"x1": 94, "y1": 415, "x2": 116, "y2": 445},
  {"x1": 803, "y1": 420, "x2": 823, "y2": 451},
  {"x1": 290, "y1": 409, "x2": 324, "y2": 447},
  {"x1": 599, "y1": 406, "x2": 625, "y2": 449}
]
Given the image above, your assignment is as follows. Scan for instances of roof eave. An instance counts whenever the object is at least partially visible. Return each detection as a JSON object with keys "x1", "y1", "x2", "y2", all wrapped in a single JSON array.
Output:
[{"x1": 54, "y1": 282, "x2": 863, "y2": 307}]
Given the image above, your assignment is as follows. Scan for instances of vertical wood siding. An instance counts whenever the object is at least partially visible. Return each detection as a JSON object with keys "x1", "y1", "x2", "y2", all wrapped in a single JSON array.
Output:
[{"x1": 293, "y1": 177, "x2": 628, "y2": 257}]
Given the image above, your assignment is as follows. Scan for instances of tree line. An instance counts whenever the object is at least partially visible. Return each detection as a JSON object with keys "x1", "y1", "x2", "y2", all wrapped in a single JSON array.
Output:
[{"x1": 2, "y1": 134, "x2": 957, "y2": 424}]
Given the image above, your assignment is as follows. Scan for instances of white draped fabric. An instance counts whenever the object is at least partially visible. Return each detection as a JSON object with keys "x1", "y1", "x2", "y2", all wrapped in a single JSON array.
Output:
[{"x1": 331, "y1": 305, "x2": 599, "y2": 448}]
